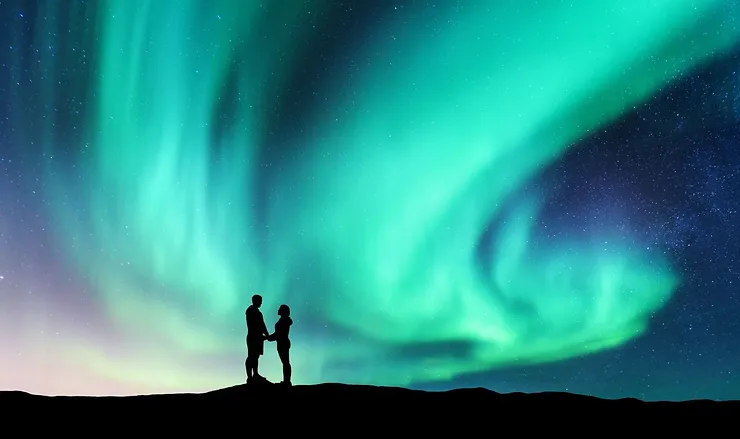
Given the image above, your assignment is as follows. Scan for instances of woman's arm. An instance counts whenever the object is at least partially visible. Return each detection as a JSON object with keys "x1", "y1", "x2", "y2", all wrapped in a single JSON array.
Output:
[{"x1": 273, "y1": 321, "x2": 287, "y2": 339}]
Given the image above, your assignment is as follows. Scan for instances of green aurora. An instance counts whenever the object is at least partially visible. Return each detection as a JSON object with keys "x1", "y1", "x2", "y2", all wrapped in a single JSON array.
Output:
[{"x1": 31, "y1": 0, "x2": 740, "y2": 390}]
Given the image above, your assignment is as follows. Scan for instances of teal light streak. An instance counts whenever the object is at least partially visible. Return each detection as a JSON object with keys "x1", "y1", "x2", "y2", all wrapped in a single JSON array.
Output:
[{"x1": 38, "y1": 0, "x2": 739, "y2": 390}]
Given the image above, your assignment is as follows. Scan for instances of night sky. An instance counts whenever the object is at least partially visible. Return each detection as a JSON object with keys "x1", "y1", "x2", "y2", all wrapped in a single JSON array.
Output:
[{"x1": 1, "y1": 0, "x2": 739, "y2": 401}]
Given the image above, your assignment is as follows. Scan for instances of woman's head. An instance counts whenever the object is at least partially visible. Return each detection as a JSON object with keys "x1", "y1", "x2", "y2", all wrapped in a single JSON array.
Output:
[{"x1": 278, "y1": 304, "x2": 290, "y2": 317}]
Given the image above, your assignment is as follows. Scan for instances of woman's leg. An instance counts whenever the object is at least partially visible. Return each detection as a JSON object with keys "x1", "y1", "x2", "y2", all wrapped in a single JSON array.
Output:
[{"x1": 278, "y1": 347, "x2": 291, "y2": 384}]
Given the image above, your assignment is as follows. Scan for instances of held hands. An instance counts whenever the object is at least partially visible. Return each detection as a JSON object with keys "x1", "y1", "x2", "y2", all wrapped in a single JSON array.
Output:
[{"x1": 265, "y1": 333, "x2": 275, "y2": 342}]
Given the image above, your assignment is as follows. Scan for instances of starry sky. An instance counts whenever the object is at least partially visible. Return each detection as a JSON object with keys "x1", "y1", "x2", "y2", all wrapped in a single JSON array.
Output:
[{"x1": 1, "y1": 0, "x2": 739, "y2": 401}]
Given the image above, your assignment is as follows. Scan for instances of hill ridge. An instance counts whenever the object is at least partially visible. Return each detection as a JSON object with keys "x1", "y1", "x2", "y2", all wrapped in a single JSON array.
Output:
[
  {"x1": 3, "y1": 382, "x2": 739, "y2": 432},
  {"x1": 3, "y1": 381, "x2": 739, "y2": 405}
]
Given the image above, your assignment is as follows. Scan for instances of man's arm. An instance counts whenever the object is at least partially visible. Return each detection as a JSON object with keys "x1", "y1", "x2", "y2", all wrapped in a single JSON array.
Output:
[{"x1": 260, "y1": 314, "x2": 269, "y2": 338}]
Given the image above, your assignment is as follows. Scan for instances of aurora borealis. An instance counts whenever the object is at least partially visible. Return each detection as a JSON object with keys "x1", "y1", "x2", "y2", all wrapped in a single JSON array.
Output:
[{"x1": 2, "y1": 0, "x2": 740, "y2": 400}]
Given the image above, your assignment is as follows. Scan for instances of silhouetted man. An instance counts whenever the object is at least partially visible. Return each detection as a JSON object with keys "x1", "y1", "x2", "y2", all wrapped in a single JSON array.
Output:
[{"x1": 245, "y1": 294, "x2": 269, "y2": 382}]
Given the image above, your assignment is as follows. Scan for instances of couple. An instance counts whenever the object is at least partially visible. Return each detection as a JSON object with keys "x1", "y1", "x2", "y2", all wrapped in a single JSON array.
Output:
[{"x1": 245, "y1": 294, "x2": 293, "y2": 386}]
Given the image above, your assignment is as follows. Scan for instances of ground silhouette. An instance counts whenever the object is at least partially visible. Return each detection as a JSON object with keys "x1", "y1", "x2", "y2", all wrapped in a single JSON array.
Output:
[{"x1": 2, "y1": 380, "x2": 737, "y2": 431}]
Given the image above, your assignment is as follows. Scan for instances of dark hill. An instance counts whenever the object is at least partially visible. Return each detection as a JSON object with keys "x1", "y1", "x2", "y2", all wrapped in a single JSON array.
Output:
[{"x1": 2, "y1": 381, "x2": 738, "y2": 431}]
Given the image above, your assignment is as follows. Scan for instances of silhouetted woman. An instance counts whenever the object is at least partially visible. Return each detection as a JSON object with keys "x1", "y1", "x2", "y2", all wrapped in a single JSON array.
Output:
[{"x1": 268, "y1": 304, "x2": 292, "y2": 386}]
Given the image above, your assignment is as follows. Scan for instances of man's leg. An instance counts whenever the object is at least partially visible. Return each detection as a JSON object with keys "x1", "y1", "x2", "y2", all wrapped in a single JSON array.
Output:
[
  {"x1": 245, "y1": 355, "x2": 253, "y2": 379},
  {"x1": 253, "y1": 355, "x2": 260, "y2": 377}
]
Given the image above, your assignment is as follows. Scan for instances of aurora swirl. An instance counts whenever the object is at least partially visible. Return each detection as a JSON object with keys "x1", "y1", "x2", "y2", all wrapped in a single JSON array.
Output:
[{"x1": 1, "y1": 0, "x2": 739, "y2": 396}]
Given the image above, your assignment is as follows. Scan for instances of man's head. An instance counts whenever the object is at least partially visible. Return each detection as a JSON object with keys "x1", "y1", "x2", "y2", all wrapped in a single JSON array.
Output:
[{"x1": 252, "y1": 294, "x2": 263, "y2": 308}]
